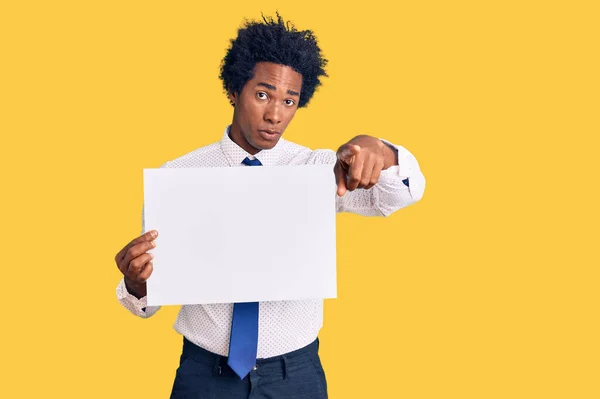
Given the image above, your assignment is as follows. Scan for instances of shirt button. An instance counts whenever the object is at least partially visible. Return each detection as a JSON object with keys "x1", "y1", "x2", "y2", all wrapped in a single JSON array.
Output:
[{"x1": 252, "y1": 365, "x2": 258, "y2": 371}]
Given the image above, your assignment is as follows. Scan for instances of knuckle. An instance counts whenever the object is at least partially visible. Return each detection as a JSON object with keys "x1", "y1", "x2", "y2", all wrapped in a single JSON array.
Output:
[
  {"x1": 129, "y1": 245, "x2": 143, "y2": 258},
  {"x1": 125, "y1": 246, "x2": 135, "y2": 259},
  {"x1": 129, "y1": 258, "x2": 142, "y2": 271}
]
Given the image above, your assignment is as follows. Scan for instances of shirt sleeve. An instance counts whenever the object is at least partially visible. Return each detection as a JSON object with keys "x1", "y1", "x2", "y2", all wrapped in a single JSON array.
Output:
[
  {"x1": 116, "y1": 278, "x2": 161, "y2": 318},
  {"x1": 307, "y1": 139, "x2": 426, "y2": 216}
]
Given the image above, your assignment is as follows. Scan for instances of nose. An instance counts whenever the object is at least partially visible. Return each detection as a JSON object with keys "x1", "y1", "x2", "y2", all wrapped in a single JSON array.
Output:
[{"x1": 264, "y1": 102, "x2": 282, "y2": 125}]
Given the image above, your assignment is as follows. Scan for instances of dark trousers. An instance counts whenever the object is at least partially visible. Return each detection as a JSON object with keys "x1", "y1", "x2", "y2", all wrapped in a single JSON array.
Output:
[{"x1": 170, "y1": 337, "x2": 328, "y2": 399}]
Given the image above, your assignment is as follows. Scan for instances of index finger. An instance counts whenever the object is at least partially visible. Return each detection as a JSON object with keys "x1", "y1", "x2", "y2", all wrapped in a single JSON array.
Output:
[
  {"x1": 115, "y1": 230, "x2": 158, "y2": 263},
  {"x1": 337, "y1": 144, "x2": 361, "y2": 164},
  {"x1": 334, "y1": 161, "x2": 348, "y2": 196},
  {"x1": 346, "y1": 152, "x2": 365, "y2": 191}
]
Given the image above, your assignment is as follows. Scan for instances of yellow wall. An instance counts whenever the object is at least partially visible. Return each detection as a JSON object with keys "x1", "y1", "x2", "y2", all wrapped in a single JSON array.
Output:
[{"x1": 1, "y1": 1, "x2": 598, "y2": 398}]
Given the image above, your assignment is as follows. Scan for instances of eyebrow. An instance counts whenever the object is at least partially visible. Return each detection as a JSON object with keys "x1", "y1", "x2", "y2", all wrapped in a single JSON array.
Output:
[{"x1": 257, "y1": 82, "x2": 300, "y2": 97}]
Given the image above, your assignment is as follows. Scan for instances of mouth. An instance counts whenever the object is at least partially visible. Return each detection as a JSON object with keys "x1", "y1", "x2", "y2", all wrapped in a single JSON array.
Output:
[{"x1": 258, "y1": 129, "x2": 281, "y2": 140}]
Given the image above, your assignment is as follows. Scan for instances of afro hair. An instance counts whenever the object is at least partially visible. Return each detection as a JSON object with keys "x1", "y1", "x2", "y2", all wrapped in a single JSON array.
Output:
[{"x1": 219, "y1": 13, "x2": 328, "y2": 108}]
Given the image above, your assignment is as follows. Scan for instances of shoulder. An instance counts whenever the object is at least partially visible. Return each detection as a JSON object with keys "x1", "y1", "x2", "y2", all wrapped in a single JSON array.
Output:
[
  {"x1": 160, "y1": 141, "x2": 222, "y2": 168},
  {"x1": 280, "y1": 139, "x2": 312, "y2": 158},
  {"x1": 279, "y1": 139, "x2": 337, "y2": 165}
]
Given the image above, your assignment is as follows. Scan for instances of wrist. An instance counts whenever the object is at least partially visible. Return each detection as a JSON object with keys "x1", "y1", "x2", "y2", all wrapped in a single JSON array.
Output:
[
  {"x1": 124, "y1": 277, "x2": 147, "y2": 299},
  {"x1": 381, "y1": 140, "x2": 399, "y2": 169}
]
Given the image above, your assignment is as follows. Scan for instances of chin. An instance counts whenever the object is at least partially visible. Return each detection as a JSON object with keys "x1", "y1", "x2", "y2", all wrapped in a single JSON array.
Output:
[
  {"x1": 251, "y1": 137, "x2": 281, "y2": 150},
  {"x1": 260, "y1": 141, "x2": 279, "y2": 150}
]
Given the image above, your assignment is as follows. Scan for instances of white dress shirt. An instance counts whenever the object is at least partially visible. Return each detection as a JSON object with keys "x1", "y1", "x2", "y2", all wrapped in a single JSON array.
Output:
[{"x1": 116, "y1": 125, "x2": 425, "y2": 358}]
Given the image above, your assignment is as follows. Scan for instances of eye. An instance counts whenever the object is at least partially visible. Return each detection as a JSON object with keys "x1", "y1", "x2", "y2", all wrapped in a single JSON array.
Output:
[
  {"x1": 284, "y1": 99, "x2": 296, "y2": 107},
  {"x1": 256, "y1": 92, "x2": 268, "y2": 100}
]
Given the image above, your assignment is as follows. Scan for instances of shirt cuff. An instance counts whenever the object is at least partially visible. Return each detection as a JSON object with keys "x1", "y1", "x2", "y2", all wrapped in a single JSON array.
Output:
[
  {"x1": 377, "y1": 165, "x2": 405, "y2": 185},
  {"x1": 379, "y1": 138, "x2": 424, "y2": 200},
  {"x1": 116, "y1": 278, "x2": 148, "y2": 311}
]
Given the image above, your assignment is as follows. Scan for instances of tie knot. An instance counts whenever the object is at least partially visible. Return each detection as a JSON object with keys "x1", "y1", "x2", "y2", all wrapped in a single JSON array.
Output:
[{"x1": 242, "y1": 157, "x2": 263, "y2": 166}]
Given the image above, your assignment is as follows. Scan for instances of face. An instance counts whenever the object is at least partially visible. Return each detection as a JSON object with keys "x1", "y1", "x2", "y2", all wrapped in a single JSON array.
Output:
[{"x1": 228, "y1": 62, "x2": 303, "y2": 155}]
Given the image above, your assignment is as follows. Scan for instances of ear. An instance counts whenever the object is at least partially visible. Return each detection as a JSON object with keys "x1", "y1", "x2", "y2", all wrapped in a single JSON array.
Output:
[{"x1": 228, "y1": 90, "x2": 238, "y2": 106}]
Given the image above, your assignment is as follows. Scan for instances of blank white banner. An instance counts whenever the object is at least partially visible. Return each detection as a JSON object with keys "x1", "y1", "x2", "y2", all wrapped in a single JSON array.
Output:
[{"x1": 143, "y1": 165, "x2": 337, "y2": 306}]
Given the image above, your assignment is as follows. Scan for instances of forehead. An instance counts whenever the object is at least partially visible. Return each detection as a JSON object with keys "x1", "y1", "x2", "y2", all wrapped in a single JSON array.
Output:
[{"x1": 249, "y1": 62, "x2": 303, "y2": 91}]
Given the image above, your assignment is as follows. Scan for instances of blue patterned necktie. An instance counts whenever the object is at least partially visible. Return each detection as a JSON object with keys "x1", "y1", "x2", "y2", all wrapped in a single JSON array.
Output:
[{"x1": 227, "y1": 156, "x2": 262, "y2": 379}]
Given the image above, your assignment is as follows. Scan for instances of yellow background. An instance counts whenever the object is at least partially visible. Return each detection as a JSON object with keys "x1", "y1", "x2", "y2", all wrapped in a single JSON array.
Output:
[{"x1": 1, "y1": 1, "x2": 598, "y2": 398}]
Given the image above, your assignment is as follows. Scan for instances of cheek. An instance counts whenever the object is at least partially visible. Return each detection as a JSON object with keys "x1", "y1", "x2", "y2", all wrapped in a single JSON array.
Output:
[
  {"x1": 283, "y1": 109, "x2": 298, "y2": 125},
  {"x1": 242, "y1": 102, "x2": 262, "y2": 125}
]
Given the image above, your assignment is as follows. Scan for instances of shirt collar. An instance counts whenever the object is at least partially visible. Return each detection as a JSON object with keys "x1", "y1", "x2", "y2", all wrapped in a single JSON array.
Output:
[{"x1": 219, "y1": 124, "x2": 286, "y2": 166}]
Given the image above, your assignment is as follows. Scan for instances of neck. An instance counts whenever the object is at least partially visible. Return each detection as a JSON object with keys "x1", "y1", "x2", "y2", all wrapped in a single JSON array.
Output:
[{"x1": 229, "y1": 123, "x2": 261, "y2": 155}]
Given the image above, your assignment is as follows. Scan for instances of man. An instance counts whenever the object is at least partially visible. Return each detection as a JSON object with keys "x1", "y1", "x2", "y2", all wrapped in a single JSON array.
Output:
[{"x1": 115, "y1": 14, "x2": 425, "y2": 399}]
